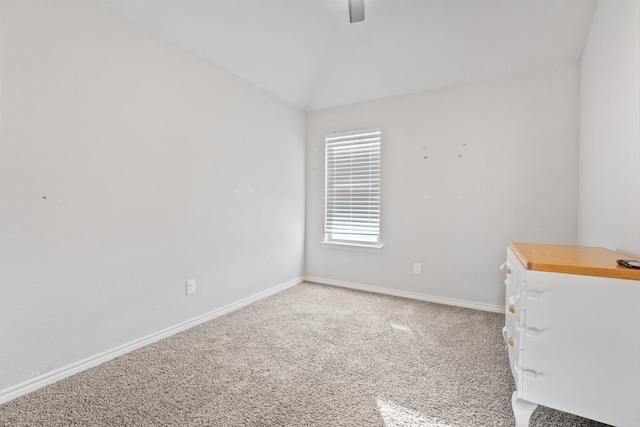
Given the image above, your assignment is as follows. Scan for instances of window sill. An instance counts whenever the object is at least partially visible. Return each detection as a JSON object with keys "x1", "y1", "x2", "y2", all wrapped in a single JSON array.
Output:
[{"x1": 321, "y1": 241, "x2": 383, "y2": 253}]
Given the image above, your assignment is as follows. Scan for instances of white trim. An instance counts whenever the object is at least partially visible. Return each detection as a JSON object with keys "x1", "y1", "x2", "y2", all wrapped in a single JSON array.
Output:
[
  {"x1": 304, "y1": 276, "x2": 505, "y2": 313},
  {"x1": 321, "y1": 241, "x2": 383, "y2": 252},
  {"x1": 0, "y1": 276, "x2": 303, "y2": 405}
]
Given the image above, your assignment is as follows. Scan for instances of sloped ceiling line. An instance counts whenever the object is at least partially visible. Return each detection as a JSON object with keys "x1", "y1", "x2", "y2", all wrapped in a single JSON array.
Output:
[{"x1": 97, "y1": 0, "x2": 597, "y2": 111}]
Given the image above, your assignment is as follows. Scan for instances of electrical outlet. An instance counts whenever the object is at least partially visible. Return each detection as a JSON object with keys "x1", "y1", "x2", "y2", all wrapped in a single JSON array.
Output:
[
  {"x1": 186, "y1": 279, "x2": 196, "y2": 295},
  {"x1": 413, "y1": 262, "x2": 422, "y2": 274}
]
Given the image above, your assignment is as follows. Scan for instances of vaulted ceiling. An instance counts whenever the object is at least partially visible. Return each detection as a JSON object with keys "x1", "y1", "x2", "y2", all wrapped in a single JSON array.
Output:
[{"x1": 98, "y1": 0, "x2": 597, "y2": 111}]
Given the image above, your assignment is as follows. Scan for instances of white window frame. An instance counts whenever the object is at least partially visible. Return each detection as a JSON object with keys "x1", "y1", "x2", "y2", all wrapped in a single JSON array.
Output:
[{"x1": 322, "y1": 128, "x2": 382, "y2": 251}]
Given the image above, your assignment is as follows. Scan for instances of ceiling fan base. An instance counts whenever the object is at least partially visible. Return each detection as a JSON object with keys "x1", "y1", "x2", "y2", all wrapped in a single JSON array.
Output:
[{"x1": 349, "y1": 0, "x2": 365, "y2": 23}]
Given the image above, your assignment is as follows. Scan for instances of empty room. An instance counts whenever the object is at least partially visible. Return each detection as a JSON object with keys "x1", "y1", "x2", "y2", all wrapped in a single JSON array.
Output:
[{"x1": 1, "y1": 0, "x2": 639, "y2": 426}]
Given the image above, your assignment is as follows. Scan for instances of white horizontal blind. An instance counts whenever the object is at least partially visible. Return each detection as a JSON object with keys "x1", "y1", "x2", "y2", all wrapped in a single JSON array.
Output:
[{"x1": 325, "y1": 129, "x2": 381, "y2": 238}]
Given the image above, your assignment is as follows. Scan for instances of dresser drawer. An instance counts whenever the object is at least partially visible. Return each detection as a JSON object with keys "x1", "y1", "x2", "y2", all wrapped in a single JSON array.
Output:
[{"x1": 503, "y1": 260, "x2": 519, "y2": 299}]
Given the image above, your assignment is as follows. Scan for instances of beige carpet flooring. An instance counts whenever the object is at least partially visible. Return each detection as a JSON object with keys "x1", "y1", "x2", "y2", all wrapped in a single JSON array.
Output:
[{"x1": 0, "y1": 282, "x2": 609, "y2": 426}]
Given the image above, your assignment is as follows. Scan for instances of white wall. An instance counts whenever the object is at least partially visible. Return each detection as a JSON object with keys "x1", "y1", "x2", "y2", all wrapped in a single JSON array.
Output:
[
  {"x1": 0, "y1": 0, "x2": 305, "y2": 392},
  {"x1": 306, "y1": 64, "x2": 580, "y2": 308},
  {"x1": 578, "y1": 0, "x2": 640, "y2": 256}
]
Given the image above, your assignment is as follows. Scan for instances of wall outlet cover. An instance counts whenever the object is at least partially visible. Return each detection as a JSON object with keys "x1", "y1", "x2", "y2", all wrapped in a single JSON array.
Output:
[
  {"x1": 186, "y1": 279, "x2": 196, "y2": 295},
  {"x1": 413, "y1": 263, "x2": 422, "y2": 274}
]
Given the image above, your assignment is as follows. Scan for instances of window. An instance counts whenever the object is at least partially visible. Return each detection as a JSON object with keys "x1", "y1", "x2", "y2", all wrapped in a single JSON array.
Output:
[{"x1": 324, "y1": 129, "x2": 381, "y2": 248}]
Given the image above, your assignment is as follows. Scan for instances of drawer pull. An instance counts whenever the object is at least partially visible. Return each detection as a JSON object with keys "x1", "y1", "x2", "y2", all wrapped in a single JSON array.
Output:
[
  {"x1": 526, "y1": 328, "x2": 539, "y2": 337},
  {"x1": 504, "y1": 279, "x2": 510, "y2": 286},
  {"x1": 508, "y1": 337, "x2": 514, "y2": 347},
  {"x1": 524, "y1": 370, "x2": 537, "y2": 378},
  {"x1": 508, "y1": 305, "x2": 515, "y2": 314}
]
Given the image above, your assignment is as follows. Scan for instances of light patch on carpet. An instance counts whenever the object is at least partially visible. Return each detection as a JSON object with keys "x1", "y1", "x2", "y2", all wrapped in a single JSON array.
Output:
[
  {"x1": 390, "y1": 322, "x2": 412, "y2": 332},
  {"x1": 377, "y1": 398, "x2": 452, "y2": 427}
]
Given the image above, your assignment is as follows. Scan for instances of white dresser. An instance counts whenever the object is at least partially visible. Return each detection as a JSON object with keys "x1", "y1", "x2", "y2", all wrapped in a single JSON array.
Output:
[{"x1": 502, "y1": 243, "x2": 640, "y2": 427}]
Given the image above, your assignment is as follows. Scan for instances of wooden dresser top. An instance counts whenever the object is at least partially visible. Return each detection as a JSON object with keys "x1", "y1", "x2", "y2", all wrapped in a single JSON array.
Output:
[{"x1": 511, "y1": 242, "x2": 640, "y2": 281}]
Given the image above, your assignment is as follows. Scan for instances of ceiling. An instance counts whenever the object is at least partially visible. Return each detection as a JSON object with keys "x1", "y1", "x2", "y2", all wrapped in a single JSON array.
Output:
[{"x1": 97, "y1": 0, "x2": 597, "y2": 111}]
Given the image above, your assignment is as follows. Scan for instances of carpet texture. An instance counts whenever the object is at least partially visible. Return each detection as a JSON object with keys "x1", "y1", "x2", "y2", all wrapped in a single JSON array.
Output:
[{"x1": 0, "y1": 282, "x2": 609, "y2": 426}]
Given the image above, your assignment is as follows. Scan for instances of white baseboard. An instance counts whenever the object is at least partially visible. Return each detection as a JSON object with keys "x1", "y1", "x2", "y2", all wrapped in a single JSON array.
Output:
[
  {"x1": 1, "y1": 275, "x2": 501, "y2": 404},
  {"x1": 304, "y1": 276, "x2": 505, "y2": 313},
  {"x1": 0, "y1": 276, "x2": 303, "y2": 405}
]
